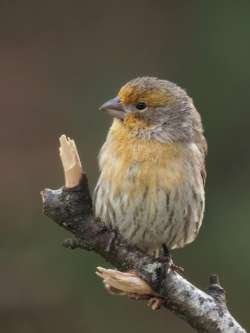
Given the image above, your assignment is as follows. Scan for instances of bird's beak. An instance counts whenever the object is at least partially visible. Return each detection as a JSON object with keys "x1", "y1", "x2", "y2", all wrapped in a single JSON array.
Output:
[{"x1": 99, "y1": 96, "x2": 125, "y2": 120}]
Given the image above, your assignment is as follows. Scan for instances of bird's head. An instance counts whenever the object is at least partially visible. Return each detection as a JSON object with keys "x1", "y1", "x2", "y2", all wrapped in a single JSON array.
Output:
[{"x1": 99, "y1": 77, "x2": 203, "y2": 143}]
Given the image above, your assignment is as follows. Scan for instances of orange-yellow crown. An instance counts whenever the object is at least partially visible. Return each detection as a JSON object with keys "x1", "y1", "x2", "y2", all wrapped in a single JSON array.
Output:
[{"x1": 118, "y1": 77, "x2": 175, "y2": 107}]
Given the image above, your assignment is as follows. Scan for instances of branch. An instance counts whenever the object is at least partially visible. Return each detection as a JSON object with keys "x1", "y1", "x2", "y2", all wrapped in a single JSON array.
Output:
[{"x1": 41, "y1": 135, "x2": 246, "y2": 333}]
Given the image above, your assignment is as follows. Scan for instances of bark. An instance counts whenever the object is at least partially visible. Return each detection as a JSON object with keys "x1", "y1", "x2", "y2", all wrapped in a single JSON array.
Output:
[{"x1": 40, "y1": 135, "x2": 246, "y2": 333}]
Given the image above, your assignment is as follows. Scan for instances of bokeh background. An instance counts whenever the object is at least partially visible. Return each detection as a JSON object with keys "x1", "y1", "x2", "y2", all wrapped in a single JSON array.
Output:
[{"x1": 1, "y1": 1, "x2": 250, "y2": 332}]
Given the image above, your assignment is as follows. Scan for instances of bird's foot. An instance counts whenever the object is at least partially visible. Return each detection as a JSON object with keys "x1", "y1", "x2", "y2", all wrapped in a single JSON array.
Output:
[
  {"x1": 171, "y1": 262, "x2": 184, "y2": 274},
  {"x1": 158, "y1": 257, "x2": 184, "y2": 274},
  {"x1": 157, "y1": 244, "x2": 172, "y2": 264},
  {"x1": 158, "y1": 245, "x2": 184, "y2": 274}
]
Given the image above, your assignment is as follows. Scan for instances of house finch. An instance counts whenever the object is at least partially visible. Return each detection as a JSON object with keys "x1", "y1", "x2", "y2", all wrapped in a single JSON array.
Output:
[{"x1": 94, "y1": 77, "x2": 207, "y2": 256}]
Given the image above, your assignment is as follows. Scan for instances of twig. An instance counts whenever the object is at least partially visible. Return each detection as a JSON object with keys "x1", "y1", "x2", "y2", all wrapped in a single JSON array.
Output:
[{"x1": 40, "y1": 135, "x2": 246, "y2": 333}]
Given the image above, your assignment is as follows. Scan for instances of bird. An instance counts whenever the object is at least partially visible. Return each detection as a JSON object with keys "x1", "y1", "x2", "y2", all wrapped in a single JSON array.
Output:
[{"x1": 94, "y1": 77, "x2": 207, "y2": 257}]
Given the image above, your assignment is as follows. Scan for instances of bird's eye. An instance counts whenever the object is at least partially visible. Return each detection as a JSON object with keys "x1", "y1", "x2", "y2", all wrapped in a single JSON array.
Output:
[{"x1": 135, "y1": 102, "x2": 147, "y2": 110}]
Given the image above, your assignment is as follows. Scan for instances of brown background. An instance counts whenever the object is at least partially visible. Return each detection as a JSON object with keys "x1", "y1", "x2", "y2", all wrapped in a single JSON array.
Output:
[{"x1": 1, "y1": 1, "x2": 250, "y2": 332}]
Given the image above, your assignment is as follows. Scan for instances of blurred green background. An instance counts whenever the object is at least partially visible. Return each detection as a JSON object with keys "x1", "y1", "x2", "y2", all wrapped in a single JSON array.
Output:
[{"x1": 1, "y1": 1, "x2": 250, "y2": 332}]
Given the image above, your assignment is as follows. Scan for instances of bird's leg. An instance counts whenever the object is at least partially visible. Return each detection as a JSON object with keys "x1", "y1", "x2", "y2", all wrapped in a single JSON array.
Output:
[
  {"x1": 162, "y1": 244, "x2": 171, "y2": 257},
  {"x1": 97, "y1": 246, "x2": 180, "y2": 311},
  {"x1": 138, "y1": 246, "x2": 171, "y2": 310},
  {"x1": 159, "y1": 245, "x2": 184, "y2": 274},
  {"x1": 157, "y1": 244, "x2": 171, "y2": 263}
]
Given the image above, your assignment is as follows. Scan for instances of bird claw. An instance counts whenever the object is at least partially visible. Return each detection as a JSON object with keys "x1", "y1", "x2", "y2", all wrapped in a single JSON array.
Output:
[
  {"x1": 158, "y1": 247, "x2": 184, "y2": 274},
  {"x1": 171, "y1": 262, "x2": 184, "y2": 274}
]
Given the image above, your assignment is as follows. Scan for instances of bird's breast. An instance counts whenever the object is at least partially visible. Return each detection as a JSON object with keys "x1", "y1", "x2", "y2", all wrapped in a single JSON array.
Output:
[{"x1": 98, "y1": 120, "x2": 185, "y2": 198}]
